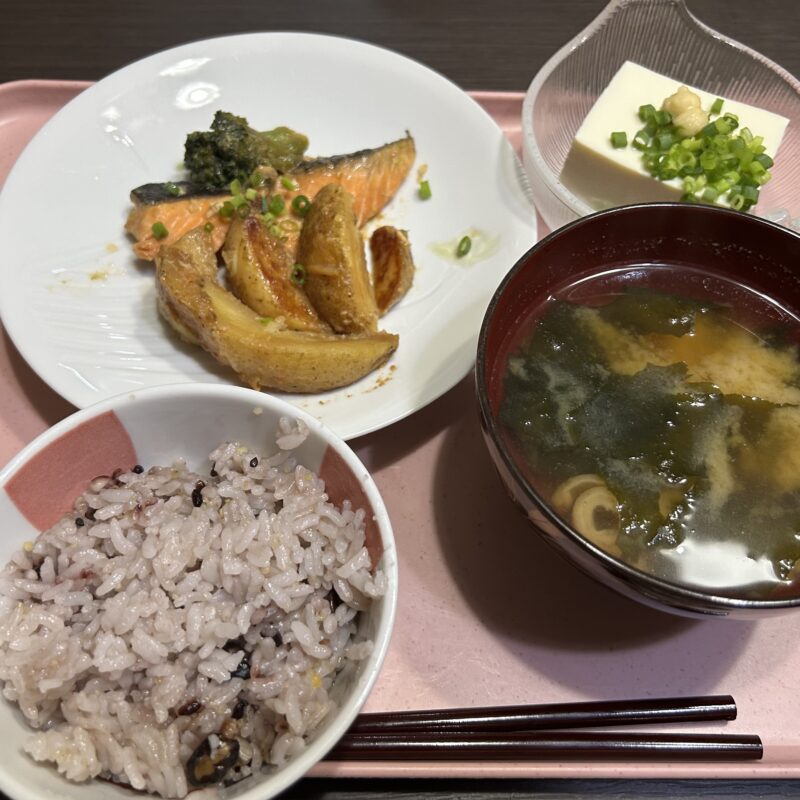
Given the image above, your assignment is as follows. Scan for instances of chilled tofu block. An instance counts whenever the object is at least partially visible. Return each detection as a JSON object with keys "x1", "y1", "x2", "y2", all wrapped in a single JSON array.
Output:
[{"x1": 560, "y1": 61, "x2": 789, "y2": 210}]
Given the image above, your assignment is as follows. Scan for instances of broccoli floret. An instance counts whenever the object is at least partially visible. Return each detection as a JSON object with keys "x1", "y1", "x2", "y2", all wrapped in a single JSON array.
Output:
[{"x1": 184, "y1": 111, "x2": 309, "y2": 188}]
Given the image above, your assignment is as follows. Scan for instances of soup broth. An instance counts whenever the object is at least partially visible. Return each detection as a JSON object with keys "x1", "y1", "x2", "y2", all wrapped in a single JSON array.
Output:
[{"x1": 500, "y1": 266, "x2": 800, "y2": 600}]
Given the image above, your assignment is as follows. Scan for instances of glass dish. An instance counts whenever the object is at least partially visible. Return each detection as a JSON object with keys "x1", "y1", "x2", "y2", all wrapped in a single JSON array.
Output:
[{"x1": 522, "y1": 0, "x2": 800, "y2": 231}]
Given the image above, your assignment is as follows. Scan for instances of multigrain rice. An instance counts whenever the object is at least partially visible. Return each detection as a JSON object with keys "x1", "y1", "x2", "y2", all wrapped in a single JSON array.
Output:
[{"x1": 0, "y1": 417, "x2": 385, "y2": 797}]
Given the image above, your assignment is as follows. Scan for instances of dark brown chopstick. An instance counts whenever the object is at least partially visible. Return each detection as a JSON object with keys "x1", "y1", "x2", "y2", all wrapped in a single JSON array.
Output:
[
  {"x1": 349, "y1": 695, "x2": 737, "y2": 734},
  {"x1": 327, "y1": 731, "x2": 763, "y2": 762}
]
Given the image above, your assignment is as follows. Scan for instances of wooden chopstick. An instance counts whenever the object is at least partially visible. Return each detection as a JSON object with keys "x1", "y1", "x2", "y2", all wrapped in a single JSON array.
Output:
[
  {"x1": 327, "y1": 730, "x2": 763, "y2": 761},
  {"x1": 348, "y1": 695, "x2": 738, "y2": 734}
]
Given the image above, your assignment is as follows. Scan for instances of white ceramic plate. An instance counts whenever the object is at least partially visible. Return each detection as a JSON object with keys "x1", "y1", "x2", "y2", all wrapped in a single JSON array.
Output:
[{"x1": 0, "y1": 33, "x2": 536, "y2": 440}]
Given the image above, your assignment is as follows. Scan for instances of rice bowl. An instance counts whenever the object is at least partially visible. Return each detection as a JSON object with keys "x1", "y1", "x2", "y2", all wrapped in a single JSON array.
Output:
[{"x1": 0, "y1": 385, "x2": 397, "y2": 800}]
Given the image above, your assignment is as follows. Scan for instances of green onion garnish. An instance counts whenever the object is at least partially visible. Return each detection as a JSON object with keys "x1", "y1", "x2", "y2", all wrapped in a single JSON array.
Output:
[
  {"x1": 632, "y1": 130, "x2": 650, "y2": 150},
  {"x1": 291, "y1": 195, "x2": 311, "y2": 216},
  {"x1": 655, "y1": 110, "x2": 672, "y2": 127},
  {"x1": 165, "y1": 182, "x2": 181, "y2": 197},
  {"x1": 754, "y1": 153, "x2": 774, "y2": 169},
  {"x1": 237, "y1": 204, "x2": 250, "y2": 219},
  {"x1": 290, "y1": 264, "x2": 307, "y2": 286},
  {"x1": 418, "y1": 180, "x2": 432, "y2": 200},
  {"x1": 151, "y1": 221, "x2": 169, "y2": 240},
  {"x1": 611, "y1": 94, "x2": 776, "y2": 213},
  {"x1": 657, "y1": 132, "x2": 674, "y2": 151},
  {"x1": 281, "y1": 176, "x2": 298, "y2": 191},
  {"x1": 259, "y1": 316, "x2": 273, "y2": 325},
  {"x1": 456, "y1": 235, "x2": 472, "y2": 258},
  {"x1": 219, "y1": 201, "x2": 235, "y2": 219},
  {"x1": 610, "y1": 131, "x2": 628, "y2": 149},
  {"x1": 741, "y1": 184, "x2": 759, "y2": 202},
  {"x1": 203, "y1": 222, "x2": 214, "y2": 233},
  {"x1": 638, "y1": 104, "x2": 657, "y2": 123},
  {"x1": 268, "y1": 195, "x2": 285, "y2": 216},
  {"x1": 229, "y1": 179, "x2": 243, "y2": 196},
  {"x1": 245, "y1": 188, "x2": 257, "y2": 201}
]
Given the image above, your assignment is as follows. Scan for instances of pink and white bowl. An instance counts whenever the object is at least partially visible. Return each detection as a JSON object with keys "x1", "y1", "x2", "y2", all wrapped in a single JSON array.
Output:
[{"x1": 0, "y1": 382, "x2": 398, "y2": 800}]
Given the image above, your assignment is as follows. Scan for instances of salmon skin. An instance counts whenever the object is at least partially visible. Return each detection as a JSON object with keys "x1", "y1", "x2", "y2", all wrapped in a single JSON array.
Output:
[
  {"x1": 126, "y1": 133, "x2": 416, "y2": 262},
  {"x1": 130, "y1": 181, "x2": 229, "y2": 205}
]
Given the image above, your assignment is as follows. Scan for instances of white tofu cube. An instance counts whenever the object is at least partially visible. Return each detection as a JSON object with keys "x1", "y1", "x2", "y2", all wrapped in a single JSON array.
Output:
[{"x1": 559, "y1": 61, "x2": 789, "y2": 210}]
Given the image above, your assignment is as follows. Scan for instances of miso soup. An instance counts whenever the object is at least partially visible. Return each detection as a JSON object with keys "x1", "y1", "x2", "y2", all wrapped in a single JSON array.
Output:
[{"x1": 500, "y1": 265, "x2": 800, "y2": 600}]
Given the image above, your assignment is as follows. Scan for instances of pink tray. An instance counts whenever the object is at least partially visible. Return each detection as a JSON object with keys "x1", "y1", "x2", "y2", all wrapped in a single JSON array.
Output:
[{"x1": 1, "y1": 80, "x2": 799, "y2": 781}]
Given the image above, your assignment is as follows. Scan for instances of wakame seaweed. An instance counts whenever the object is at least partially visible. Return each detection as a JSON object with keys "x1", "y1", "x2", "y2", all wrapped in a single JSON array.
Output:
[{"x1": 499, "y1": 285, "x2": 800, "y2": 593}]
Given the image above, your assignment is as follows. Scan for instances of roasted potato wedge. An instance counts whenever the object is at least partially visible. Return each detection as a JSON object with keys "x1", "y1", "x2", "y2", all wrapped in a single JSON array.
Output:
[
  {"x1": 370, "y1": 226, "x2": 415, "y2": 314},
  {"x1": 222, "y1": 216, "x2": 329, "y2": 332},
  {"x1": 296, "y1": 183, "x2": 379, "y2": 334},
  {"x1": 156, "y1": 229, "x2": 398, "y2": 393}
]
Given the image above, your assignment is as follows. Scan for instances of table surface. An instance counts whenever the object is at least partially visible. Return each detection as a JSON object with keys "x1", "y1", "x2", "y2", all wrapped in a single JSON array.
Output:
[{"x1": 2, "y1": 1, "x2": 800, "y2": 798}]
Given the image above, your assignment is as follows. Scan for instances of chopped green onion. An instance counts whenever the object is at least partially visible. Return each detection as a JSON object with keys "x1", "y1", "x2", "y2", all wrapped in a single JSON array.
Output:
[
  {"x1": 615, "y1": 93, "x2": 776, "y2": 211},
  {"x1": 714, "y1": 117, "x2": 734, "y2": 135},
  {"x1": 237, "y1": 204, "x2": 250, "y2": 218},
  {"x1": 248, "y1": 172, "x2": 267, "y2": 188},
  {"x1": 655, "y1": 110, "x2": 672, "y2": 126},
  {"x1": 203, "y1": 222, "x2": 214, "y2": 233},
  {"x1": 700, "y1": 121, "x2": 719, "y2": 138},
  {"x1": 638, "y1": 104, "x2": 657, "y2": 123},
  {"x1": 741, "y1": 185, "x2": 758, "y2": 202},
  {"x1": 681, "y1": 136, "x2": 704, "y2": 152},
  {"x1": 456, "y1": 235, "x2": 472, "y2": 258},
  {"x1": 632, "y1": 130, "x2": 650, "y2": 150},
  {"x1": 219, "y1": 201, "x2": 235, "y2": 219},
  {"x1": 259, "y1": 316, "x2": 273, "y2": 325},
  {"x1": 724, "y1": 114, "x2": 740, "y2": 131},
  {"x1": 279, "y1": 219, "x2": 300, "y2": 233},
  {"x1": 245, "y1": 188, "x2": 257, "y2": 201},
  {"x1": 281, "y1": 176, "x2": 298, "y2": 191},
  {"x1": 291, "y1": 195, "x2": 311, "y2": 216},
  {"x1": 229, "y1": 179, "x2": 243, "y2": 196},
  {"x1": 610, "y1": 131, "x2": 628, "y2": 148},
  {"x1": 268, "y1": 195, "x2": 285, "y2": 216},
  {"x1": 151, "y1": 221, "x2": 168, "y2": 240},
  {"x1": 730, "y1": 193, "x2": 746, "y2": 211},
  {"x1": 165, "y1": 181, "x2": 181, "y2": 197},
  {"x1": 230, "y1": 195, "x2": 248, "y2": 209},
  {"x1": 713, "y1": 178, "x2": 732, "y2": 194},
  {"x1": 418, "y1": 180, "x2": 432, "y2": 200},
  {"x1": 699, "y1": 151, "x2": 718, "y2": 171},
  {"x1": 657, "y1": 132, "x2": 674, "y2": 151},
  {"x1": 290, "y1": 264, "x2": 307, "y2": 286}
]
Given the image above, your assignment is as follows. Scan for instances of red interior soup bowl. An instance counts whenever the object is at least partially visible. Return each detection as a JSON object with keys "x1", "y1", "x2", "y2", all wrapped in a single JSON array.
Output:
[{"x1": 476, "y1": 203, "x2": 800, "y2": 619}]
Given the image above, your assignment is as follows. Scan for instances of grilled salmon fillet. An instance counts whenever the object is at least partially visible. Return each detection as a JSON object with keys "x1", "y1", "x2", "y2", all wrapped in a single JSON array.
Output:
[{"x1": 127, "y1": 135, "x2": 416, "y2": 262}]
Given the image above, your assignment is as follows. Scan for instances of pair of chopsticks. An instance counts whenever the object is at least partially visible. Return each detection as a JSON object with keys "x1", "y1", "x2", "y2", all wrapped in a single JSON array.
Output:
[{"x1": 325, "y1": 695, "x2": 763, "y2": 761}]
